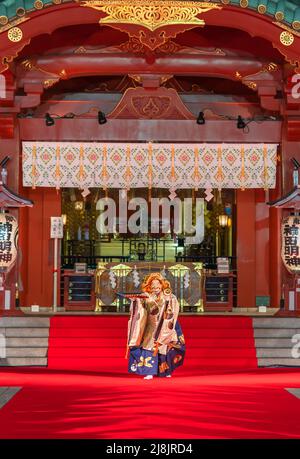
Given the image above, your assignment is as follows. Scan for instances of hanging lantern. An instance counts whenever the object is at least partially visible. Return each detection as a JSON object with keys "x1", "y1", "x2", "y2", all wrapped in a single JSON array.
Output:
[
  {"x1": 74, "y1": 201, "x2": 84, "y2": 211},
  {"x1": 281, "y1": 215, "x2": 300, "y2": 274},
  {"x1": 218, "y1": 214, "x2": 228, "y2": 227},
  {"x1": 0, "y1": 212, "x2": 18, "y2": 273}
]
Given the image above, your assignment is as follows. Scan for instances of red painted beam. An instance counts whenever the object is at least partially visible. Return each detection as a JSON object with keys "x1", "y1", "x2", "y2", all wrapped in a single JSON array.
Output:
[
  {"x1": 1, "y1": 4, "x2": 299, "y2": 75},
  {"x1": 18, "y1": 118, "x2": 282, "y2": 142},
  {"x1": 18, "y1": 54, "x2": 273, "y2": 80}
]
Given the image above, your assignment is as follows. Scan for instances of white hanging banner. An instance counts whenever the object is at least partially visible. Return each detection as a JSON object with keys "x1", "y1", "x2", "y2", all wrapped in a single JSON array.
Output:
[{"x1": 22, "y1": 142, "x2": 278, "y2": 190}]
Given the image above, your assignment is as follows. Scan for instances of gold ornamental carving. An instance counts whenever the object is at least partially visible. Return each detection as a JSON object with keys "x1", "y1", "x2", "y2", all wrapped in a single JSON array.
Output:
[
  {"x1": 132, "y1": 96, "x2": 171, "y2": 118},
  {"x1": 234, "y1": 62, "x2": 277, "y2": 92},
  {"x1": 257, "y1": 4, "x2": 266, "y2": 14},
  {"x1": 34, "y1": 0, "x2": 44, "y2": 9},
  {"x1": 275, "y1": 11, "x2": 284, "y2": 22},
  {"x1": 280, "y1": 31, "x2": 294, "y2": 46},
  {"x1": 81, "y1": 1, "x2": 222, "y2": 50},
  {"x1": 168, "y1": 264, "x2": 190, "y2": 277},
  {"x1": 292, "y1": 21, "x2": 300, "y2": 31},
  {"x1": 44, "y1": 79, "x2": 59, "y2": 88},
  {"x1": 0, "y1": 16, "x2": 8, "y2": 26},
  {"x1": 0, "y1": 17, "x2": 29, "y2": 34},
  {"x1": 16, "y1": 7, "x2": 26, "y2": 17},
  {"x1": 7, "y1": 27, "x2": 23, "y2": 42},
  {"x1": 81, "y1": 1, "x2": 220, "y2": 31},
  {"x1": 274, "y1": 22, "x2": 300, "y2": 38}
]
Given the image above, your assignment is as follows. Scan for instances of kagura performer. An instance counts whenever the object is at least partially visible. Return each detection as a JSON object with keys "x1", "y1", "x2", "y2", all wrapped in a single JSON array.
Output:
[{"x1": 126, "y1": 273, "x2": 185, "y2": 379}]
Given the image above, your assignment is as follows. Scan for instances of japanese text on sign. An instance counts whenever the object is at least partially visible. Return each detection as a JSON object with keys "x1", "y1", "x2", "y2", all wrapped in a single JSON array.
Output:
[
  {"x1": 0, "y1": 214, "x2": 18, "y2": 271},
  {"x1": 50, "y1": 217, "x2": 64, "y2": 239},
  {"x1": 282, "y1": 216, "x2": 300, "y2": 273}
]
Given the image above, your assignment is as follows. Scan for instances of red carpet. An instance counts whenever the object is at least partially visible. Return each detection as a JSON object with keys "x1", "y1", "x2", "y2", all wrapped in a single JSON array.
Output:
[
  {"x1": 0, "y1": 316, "x2": 281, "y2": 439},
  {"x1": 0, "y1": 368, "x2": 300, "y2": 438},
  {"x1": 48, "y1": 316, "x2": 258, "y2": 372}
]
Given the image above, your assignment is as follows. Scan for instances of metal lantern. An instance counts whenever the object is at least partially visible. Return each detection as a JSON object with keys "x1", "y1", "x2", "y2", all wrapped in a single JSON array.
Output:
[
  {"x1": 281, "y1": 215, "x2": 300, "y2": 274},
  {"x1": 218, "y1": 214, "x2": 228, "y2": 227},
  {"x1": 0, "y1": 212, "x2": 18, "y2": 273}
]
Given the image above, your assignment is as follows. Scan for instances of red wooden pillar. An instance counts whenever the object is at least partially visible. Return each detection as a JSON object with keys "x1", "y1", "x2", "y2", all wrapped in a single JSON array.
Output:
[
  {"x1": 255, "y1": 189, "x2": 270, "y2": 300},
  {"x1": 0, "y1": 105, "x2": 22, "y2": 314},
  {"x1": 269, "y1": 150, "x2": 283, "y2": 309},
  {"x1": 269, "y1": 205, "x2": 282, "y2": 308},
  {"x1": 19, "y1": 188, "x2": 61, "y2": 309},
  {"x1": 236, "y1": 189, "x2": 256, "y2": 308}
]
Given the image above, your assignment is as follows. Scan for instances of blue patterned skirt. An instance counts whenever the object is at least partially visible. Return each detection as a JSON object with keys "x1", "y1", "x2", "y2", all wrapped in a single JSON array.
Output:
[{"x1": 128, "y1": 322, "x2": 185, "y2": 377}]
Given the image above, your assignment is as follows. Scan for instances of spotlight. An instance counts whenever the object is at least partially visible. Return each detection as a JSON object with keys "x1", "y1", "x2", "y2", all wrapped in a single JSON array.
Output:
[
  {"x1": 0, "y1": 156, "x2": 10, "y2": 168},
  {"x1": 98, "y1": 111, "x2": 107, "y2": 125},
  {"x1": 291, "y1": 157, "x2": 300, "y2": 169},
  {"x1": 196, "y1": 111, "x2": 205, "y2": 125},
  {"x1": 237, "y1": 115, "x2": 246, "y2": 129},
  {"x1": 63, "y1": 112, "x2": 75, "y2": 119},
  {"x1": 45, "y1": 113, "x2": 55, "y2": 126}
]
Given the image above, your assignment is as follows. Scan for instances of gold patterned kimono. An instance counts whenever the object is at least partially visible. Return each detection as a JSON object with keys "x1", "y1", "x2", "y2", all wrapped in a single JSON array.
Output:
[{"x1": 128, "y1": 292, "x2": 180, "y2": 355}]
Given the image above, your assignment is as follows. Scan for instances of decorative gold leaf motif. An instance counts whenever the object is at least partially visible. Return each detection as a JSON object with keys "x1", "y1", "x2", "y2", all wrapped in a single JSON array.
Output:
[
  {"x1": 245, "y1": 81, "x2": 257, "y2": 90},
  {"x1": 168, "y1": 264, "x2": 189, "y2": 277},
  {"x1": 274, "y1": 21, "x2": 300, "y2": 38},
  {"x1": 257, "y1": 4, "x2": 266, "y2": 14},
  {"x1": 0, "y1": 16, "x2": 8, "y2": 26},
  {"x1": 110, "y1": 263, "x2": 132, "y2": 276},
  {"x1": 44, "y1": 79, "x2": 59, "y2": 88},
  {"x1": 81, "y1": 0, "x2": 221, "y2": 31},
  {"x1": 34, "y1": 0, "x2": 44, "y2": 9},
  {"x1": 0, "y1": 16, "x2": 29, "y2": 33},
  {"x1": 138, "y1": 356, "x2": 153, "y2": 367},
  {"x1": 240, "y1": 0, "x2": 248, "y2": 8},
  {"x1": 21, "y1": 59, "x2": 33, "y2": 70},
  {"x1": 193, "y1": 262, "x2": 203, "y2": 274},
  {"x1": 264, "y1": 62, "x2": 278, "y2": 72},
  {"x1": 292, "y1": 21, "x2": 300, "y2": 31},
  {"x1": 16, "y1": 8, "x2": 26, "y2": 17},
  {"x1": 280, "y1": 31, "x2": 294, "y2": 46},
  {"x1": 275, "y1": 11, "x2": 284, "y2": 21},
  {"x1": 7, "y1": 27, "x2": 23, "y2": 42}
]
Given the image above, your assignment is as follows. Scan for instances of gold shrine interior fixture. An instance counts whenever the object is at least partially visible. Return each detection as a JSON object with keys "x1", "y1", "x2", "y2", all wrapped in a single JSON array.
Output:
[
  {"x1": 81, "y1": 0, "x2": 222, "y2": 50},
  {"x1": 22, "y1": 142, "x2": 278, "y2": 191},
  {"x1": 94, "y1": 261, "x2": 204, "y2": 312}
]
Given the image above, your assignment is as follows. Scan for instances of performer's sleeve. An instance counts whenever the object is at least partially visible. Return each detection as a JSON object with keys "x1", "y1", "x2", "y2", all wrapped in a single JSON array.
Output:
[
  {"x1": 127, "y1": 298, "x2": 148, "y2": 347},
  {"x1": 156, "y1": 295, "x2": 179, "y2": 345}
]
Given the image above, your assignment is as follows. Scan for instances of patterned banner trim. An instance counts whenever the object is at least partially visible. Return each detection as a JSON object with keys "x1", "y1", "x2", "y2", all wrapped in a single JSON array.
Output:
[{"x1": 22, "y1": 142, "x2": 278, "y2": 190}]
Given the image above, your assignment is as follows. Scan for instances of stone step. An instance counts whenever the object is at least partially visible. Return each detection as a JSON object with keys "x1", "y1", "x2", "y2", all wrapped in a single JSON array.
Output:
[
  {"x1": 254, "y1": 329, "x2": 300, "y2": 338},
  {"x1": 0, "y1": 357, "x2": 47, "y2": 366},
  {"x1": 253, "y1": 318, "x2": 300, "y2": 328},
  {"x1": 257, "y1": 348, "x2": 299, "y2": 358},
  {"x1": 5, "y1": 328, "x2": 49, "y2": 337},
  {"x1": 0, "y1": 387, "x2": 21, "y2": 409},
  {"x1": 5, "y1": 348, "x2": 48, "y2": 358},
  {"x1": 255, "y1": 338, "x2": 299, "y2": 348},
  {"x1": 0, "y1": 317, "x2": 50, "y2": 328},
  {"x1": 5, "y1": 337, "x2": 49, "y2": 347},
  {"x1": 257, "y1": 358, "x2": 300, "y2": 367}
]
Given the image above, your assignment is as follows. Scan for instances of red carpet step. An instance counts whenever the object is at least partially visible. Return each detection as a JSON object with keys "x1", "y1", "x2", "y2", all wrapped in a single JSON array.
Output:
[{"x1": 47, "y1": 316, "x2": 258, "y2": 372}]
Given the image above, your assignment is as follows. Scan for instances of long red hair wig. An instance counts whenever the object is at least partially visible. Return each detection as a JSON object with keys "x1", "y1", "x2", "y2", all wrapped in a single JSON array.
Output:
[{"x1": 141, "y1": 272, "x2": 171, "y2": 293}]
